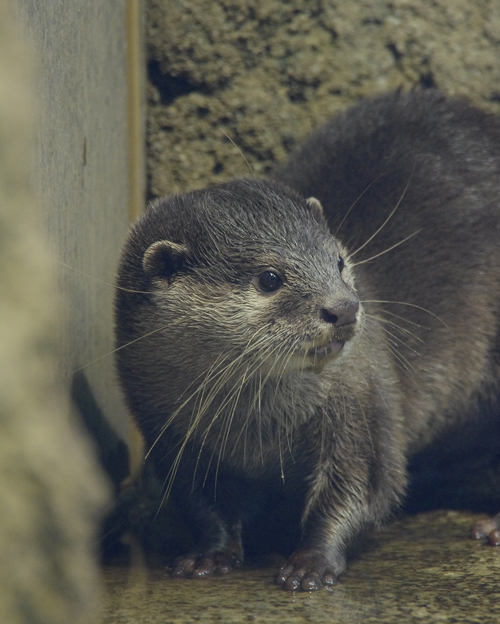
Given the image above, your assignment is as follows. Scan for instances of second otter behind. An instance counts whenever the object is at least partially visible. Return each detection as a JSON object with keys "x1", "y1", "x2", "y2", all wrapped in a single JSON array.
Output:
[{"x1": 115, "y1": 90, "x2": 500, "y2": 591}]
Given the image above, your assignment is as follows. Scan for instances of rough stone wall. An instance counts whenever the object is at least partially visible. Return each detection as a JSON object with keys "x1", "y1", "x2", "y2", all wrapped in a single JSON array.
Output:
[{"x1": 146, "y1": 0, "x2": 500, "y2": 198}]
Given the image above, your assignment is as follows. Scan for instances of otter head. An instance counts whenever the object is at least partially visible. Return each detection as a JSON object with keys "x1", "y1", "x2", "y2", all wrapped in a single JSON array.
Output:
[{"x1": 117, "y1": 179, "x2": 361, "y2": 392}]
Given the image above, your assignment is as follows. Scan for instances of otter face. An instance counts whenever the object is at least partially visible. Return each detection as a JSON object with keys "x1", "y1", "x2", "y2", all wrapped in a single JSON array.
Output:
[
  {"x1": 251, "y1": 257, "x2": 359, "y2": 372},
  {"x1": 131, "y1": 182, "x2": 361, "y2": 381},
  {"x1": 242, "y1": 243, "x2": 360, "y2": 375},
  {"x1": 115, "y1": 179, "x2": 363, "y2": 453}
]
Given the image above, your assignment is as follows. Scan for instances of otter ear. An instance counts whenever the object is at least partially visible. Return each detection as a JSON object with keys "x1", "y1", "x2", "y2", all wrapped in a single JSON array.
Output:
[
  {"x1": 306, "y1": 196, "x2": 324, "y2": 219},
  {"x1": 142, "y1": 240, "x2": 189, "y2": 279}
]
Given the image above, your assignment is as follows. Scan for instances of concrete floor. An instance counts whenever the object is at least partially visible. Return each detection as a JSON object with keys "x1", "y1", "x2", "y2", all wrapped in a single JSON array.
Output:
[{"x1": 100, "y1": 510, "x2": 500, "y2": 623}]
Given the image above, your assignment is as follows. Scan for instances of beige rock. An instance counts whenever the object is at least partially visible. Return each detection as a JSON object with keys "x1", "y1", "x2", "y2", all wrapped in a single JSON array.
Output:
[{"x1": 146, "y1": 0, "x2": 500, "y2": 197}]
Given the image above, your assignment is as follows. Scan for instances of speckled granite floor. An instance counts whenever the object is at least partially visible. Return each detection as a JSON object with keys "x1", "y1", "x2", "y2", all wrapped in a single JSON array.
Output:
[{"x1": 100, "y1": 510, "x2": 500, "y2": 623}]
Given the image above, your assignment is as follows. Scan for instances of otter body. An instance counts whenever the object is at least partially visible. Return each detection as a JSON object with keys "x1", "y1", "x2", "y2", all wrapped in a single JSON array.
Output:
[{"x1": 115, "y1": 91, "x2": 500, "y2": 590}]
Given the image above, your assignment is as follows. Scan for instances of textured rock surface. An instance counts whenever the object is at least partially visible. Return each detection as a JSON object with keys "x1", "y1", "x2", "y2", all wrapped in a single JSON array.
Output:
[
  {"x1": 146, "y1": 0, "x2": 500, "y2": 197},
  {"x1": 100, "y1": 511, "x2": 500, "y2": 624}
]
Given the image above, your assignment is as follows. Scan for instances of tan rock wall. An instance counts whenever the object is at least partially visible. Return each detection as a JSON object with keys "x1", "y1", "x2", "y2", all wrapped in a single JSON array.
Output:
[{"x1": 146, "y1": 0, "x2": 500, "y2": 197}]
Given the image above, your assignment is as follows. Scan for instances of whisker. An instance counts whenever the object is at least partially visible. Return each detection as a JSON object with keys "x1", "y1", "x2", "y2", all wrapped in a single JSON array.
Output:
[
  {"x1": 221, "y1": 337, "x2": 287, "y2": 449},
  {"x1": 144, "y1": 351, "x2": 236, "y2": 461},
  {"x1": 72, "y1": 324, "x2": 168, "y2": 374},
  {"x1": 223, "y1": 337, "x2": 298, "y2": 482},
  {"x1": 231, "y1": 345, "x2": 285, "y2": 460},
  {"x1": 222, "y1": 130, "x2": 254, "y2": 176},
  {"x1": 334, "y1": 172, "x2": 388, "y2": 237},
  {"x1": 350, "y1": 165, "x2": 414, "y2": 258},
  {"x1": 378, "y1": 309, "x2": 430, "y2": 330},
  {"x1": 199, "y1": 336, "x2": 284, "y2": 490},
  {"x1": 362, "y1": 317, "x2": 417, "y2": 375},
  {"x1": 365, "y1": 313, "x2": 425, "y2": 346},
  {"x1": 350, "y1": 229, "x2": 422, "y2": 267},
  {"x1": 385, "y1": 341, "x2": 417, "y2": 374},
  {"x1": 146, "y1": 328, "x2": 271, "y2": 461},
  {"x1": 214, "y1": 362, "x2": 256, "y2": 488},
  {"x1": 273, "y1": 343, "x2": 301, "y2": 461},
  {"x1": 57, "y1": 260, "x2": 151, "y2": 294},
  {"x1": 361, "y1": 300, "x2": 448, "y2": 329},
  {"x1": 154, "y1": 328, "x2": 273, "y2": 502},
  {"x1": 356, "y1": 394, "x2": 375, "y2": 458},
  {"x1": 379, "y1": 325, "x2": 421, "y2": 359}
]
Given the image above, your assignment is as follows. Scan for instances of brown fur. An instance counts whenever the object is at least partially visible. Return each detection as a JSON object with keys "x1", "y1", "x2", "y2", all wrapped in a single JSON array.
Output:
[{"x1": 115, "y1": 90, "x2": 500, "y2": 590}]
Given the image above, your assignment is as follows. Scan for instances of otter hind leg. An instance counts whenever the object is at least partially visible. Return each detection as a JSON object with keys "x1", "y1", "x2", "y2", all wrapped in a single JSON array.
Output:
[
  {"x1": 170, "y1": 467, "x2": 246, "y2": 579},
  {"x1": 172, "y1": 523, "x2": 244, "y2": 578}
]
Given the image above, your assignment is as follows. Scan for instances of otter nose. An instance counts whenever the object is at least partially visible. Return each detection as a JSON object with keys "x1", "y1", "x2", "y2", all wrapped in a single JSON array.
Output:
[{"x1": 321, "y1": 300, "x2": 359, "y2": 327}]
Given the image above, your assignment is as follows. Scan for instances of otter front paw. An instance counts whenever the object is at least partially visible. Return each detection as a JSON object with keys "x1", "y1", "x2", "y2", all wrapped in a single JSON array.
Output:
[
  {"x1": 471, "y1": 513, "x2": 500, "y2": 546},
  {"x1": 172, "y1": 552, "x2": 243, "y2": 578},
  {"x1": 276, "y1": 549, "x2": 340, "y2": 591}
]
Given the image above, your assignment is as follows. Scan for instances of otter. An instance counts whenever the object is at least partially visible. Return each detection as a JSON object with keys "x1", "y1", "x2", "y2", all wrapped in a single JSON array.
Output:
[{"x1": 115, "y1": 90, "x2": 500, "y2": 591}]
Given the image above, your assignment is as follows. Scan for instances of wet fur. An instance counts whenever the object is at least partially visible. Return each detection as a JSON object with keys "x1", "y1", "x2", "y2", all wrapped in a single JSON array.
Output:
[{"x1": 115, "y1": 91, "x2": 500, "y2": 590}]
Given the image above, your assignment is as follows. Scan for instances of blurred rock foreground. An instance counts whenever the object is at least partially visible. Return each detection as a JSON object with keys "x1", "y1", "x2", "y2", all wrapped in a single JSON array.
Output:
[{"x1": 0, "y1": 2, "x2": 108, "y2": 623}]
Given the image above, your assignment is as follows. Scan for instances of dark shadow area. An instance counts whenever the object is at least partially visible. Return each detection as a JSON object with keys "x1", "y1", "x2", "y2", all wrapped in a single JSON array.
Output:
[
  {"x1": 71, "y1": 371, "x2": 129, "y2": 492},
  {"x1": 72, "y1": 371, "x2": 193, "y2": 562},
  {"x1": 405, "y1": 411, "x2": 500, "y2": 515},
  {"x1": 148, "y1": 60, "x2": 210, "y2": 106}
]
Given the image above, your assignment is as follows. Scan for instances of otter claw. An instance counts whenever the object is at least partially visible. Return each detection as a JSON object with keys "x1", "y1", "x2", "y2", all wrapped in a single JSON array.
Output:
[
  {"x1": 472, "y1": 513, "x2": 500, "y2": 546},
  {"x1": 276, "y1": 550, "x2": 338, "y2": 591},
  {"x1": 172, "y1": 552, "x2": 242, "y2": 578}
]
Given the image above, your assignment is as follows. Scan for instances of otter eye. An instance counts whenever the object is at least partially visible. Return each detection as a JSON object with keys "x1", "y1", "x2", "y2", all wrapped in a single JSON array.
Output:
[
  {"x1": 338, "y1": 256, "x2": 345, "y2": 273},
  {"x1": 257, "y1": 270, "x2": 283, "y2": 293}
]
